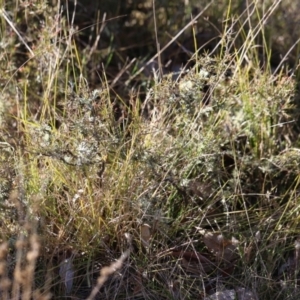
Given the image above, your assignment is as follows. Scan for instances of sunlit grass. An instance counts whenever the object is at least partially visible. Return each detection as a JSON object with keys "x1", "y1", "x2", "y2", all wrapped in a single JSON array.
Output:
[{"x1": 0, "y1": 0, "x2": 300, "y2": 299}]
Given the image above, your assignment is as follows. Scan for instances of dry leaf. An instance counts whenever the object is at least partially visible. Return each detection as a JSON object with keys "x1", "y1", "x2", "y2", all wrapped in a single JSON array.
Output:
[
  {"x1": 140, "y1": 224, "x2": 151, "y2": 248},
  {"x1": 171, "y1": 250, "x2": 211, "y2": 263},
  {"x1": 199, "y1": 230, "x2": 239, "y2": 263},
  {"x1": 131, "y1": 269, "x2": 144, "y2": 296},
  {"x1": 244, "y1": 242, "x2": 254, "y2": 263},
  {"x1": 171, "y1": 251, "x2": 214, "y2": 274},
  {"x1": 57, "y1": 247, "x2": 75, "y2": 295},
  {"x1": 59, "y1": 257, "x2": 74, "y2": 294},
  {"x1": 181, "y1": 257, "x2": 212, "y2": 275}
]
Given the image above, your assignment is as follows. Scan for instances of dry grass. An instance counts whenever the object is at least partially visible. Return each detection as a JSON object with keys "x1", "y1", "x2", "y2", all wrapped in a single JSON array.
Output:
[{"x1": 1, "y1": 0, "x2": 300, "y2": 299}]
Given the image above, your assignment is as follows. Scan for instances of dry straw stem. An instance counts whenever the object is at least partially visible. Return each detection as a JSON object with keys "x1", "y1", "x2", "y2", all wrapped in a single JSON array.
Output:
[
  {"x1": 86, "y1": 248, "x2": 131, "y2": 300},
  {"x1": 126, "y1": 0, "x2": 214, "y2": 84},
  {"x1": 0, "y1": 8, "x2": 34, "y2": 57}
]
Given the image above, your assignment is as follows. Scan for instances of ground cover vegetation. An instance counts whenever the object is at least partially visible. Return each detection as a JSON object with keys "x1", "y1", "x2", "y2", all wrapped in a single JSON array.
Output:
[{"x1": 1, "y1": 0, "x2": 300, "y2": 299}]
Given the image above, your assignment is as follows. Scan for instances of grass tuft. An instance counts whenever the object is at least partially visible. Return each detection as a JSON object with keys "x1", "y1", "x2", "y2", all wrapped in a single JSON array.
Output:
[{"x1": 1, "y1": 0, "x2": 300, "y2": 299}]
